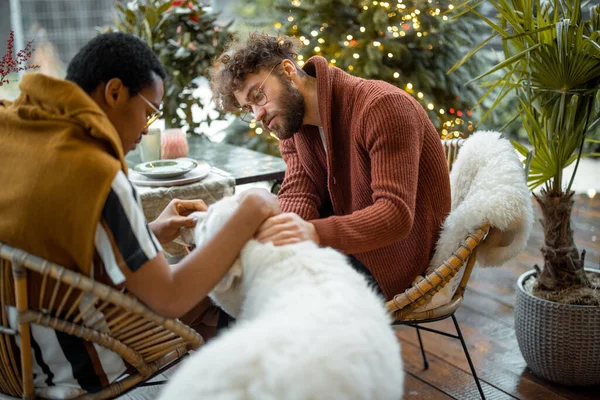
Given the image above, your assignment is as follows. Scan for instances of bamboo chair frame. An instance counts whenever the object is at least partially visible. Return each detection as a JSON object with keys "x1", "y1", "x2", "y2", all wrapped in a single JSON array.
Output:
[
  {"x1": 0, "y1": 243, "x2": 203, "y2": 399},
  {"x1": 384, "y1": 137, "x2": 488, "y2": 400}
]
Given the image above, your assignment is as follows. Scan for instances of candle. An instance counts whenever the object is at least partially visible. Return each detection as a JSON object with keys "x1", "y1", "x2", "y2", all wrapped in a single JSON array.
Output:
[{"x1": 161, "y1": 128, "x2": 189, "y2": 159}]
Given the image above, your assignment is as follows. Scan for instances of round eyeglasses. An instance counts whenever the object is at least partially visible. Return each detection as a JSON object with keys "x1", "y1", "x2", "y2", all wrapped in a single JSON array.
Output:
[{"x1": 240, "y1": 63, "x2": 280, "y2": 123}]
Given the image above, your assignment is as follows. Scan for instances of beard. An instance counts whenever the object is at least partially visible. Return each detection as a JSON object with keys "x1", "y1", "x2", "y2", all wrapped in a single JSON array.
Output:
[{"x1": 268, "y1": 77, "x2": 305, "y2": 140}]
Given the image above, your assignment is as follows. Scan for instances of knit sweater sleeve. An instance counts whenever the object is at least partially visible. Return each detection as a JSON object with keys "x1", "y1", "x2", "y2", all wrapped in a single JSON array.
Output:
[
  {"x1": 311, "y1": 93, "x2": 423, "y2": 253},
  {"x1": 277, "y1": 137, "x2": 321, "y2": 221}
]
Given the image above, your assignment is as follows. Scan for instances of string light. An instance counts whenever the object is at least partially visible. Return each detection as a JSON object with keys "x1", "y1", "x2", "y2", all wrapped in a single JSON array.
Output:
[{"x1": 274, "y1": 0, "x2": 476, "y2": 139}]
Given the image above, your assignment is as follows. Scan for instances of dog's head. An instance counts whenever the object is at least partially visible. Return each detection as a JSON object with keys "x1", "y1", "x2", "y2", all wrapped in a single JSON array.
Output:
[{"x1": 180, "y1": 195, "x2": 245, "y2": 317}]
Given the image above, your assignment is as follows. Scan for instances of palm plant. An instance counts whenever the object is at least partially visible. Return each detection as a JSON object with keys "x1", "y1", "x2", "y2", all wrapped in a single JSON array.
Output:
[{"x1": 449, "y1": 0, "x2": 600, "y2": 303}]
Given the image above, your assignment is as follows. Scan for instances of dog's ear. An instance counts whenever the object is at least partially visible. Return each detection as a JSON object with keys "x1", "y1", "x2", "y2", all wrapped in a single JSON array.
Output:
[{"x1": 212, "y1": 259, "x2": 243, "y2": 294}]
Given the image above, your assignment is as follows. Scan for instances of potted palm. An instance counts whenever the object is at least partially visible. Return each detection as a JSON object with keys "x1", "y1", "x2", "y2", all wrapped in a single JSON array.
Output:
[{"x1": 449, "y1": 0, "x2": 600, "y2": 386}]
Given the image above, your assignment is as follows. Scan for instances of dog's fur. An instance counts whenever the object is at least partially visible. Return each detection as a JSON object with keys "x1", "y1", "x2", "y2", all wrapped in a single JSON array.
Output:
[{"x1": 158, "y1": 195, "x2": 404, "y2": 400}]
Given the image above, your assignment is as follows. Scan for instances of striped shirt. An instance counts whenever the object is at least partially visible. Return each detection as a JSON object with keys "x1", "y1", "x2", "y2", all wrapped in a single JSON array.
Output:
[{"x1": 7, "y1": 171, "x2": 162, "y2": 399}]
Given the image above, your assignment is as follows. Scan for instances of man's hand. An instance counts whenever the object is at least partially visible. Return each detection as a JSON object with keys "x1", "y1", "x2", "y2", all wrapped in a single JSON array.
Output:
[
  {"x1": 149, "y1": 198, "x2": 208, "y2": 244},
  {"x1": 255, "y1": 212, "x2": 319, "y2": 246}
]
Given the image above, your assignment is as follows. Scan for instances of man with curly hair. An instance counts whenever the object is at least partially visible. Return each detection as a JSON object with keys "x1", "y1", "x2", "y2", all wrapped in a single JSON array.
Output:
[{"x1": 211, "y1": 33, "x2": 452, "y2": 300}]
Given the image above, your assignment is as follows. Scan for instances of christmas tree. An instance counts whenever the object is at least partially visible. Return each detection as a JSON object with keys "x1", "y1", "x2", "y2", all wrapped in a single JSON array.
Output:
[{"x1": 273, "y1": 0, "x2": 493, "y2": 137}]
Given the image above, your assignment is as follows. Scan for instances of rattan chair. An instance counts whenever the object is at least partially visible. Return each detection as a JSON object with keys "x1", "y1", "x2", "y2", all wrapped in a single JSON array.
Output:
[
  {"x1": 385, "y1": 138, "x2": 488, "y2": 400},
  {"x1": 0, "y1": 242, "x2": 204, "y2": 399}
]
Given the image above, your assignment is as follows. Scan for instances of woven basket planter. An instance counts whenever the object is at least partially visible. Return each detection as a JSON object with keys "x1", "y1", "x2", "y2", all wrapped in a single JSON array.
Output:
[{"x1": 515, "y1": 269, "x2": 600, "y2": 386}]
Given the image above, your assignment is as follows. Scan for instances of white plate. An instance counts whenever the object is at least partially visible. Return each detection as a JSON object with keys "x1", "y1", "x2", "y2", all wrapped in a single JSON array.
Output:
[
  {"x1": 132, "y1": 158, "x2": 198, "y2": 179},
  {"x1": 129, "y1": 160, "x2": 211, "y2": 187}
]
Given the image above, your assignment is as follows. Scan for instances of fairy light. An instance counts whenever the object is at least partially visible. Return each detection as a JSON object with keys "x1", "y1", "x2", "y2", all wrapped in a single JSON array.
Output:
[
  {"x1": 314, "y1": 46, "x2": 321, "y2": 52},
  {"x1": 373, "y1": 41, "x2": 381, "y2": 46},
  {"x1": 393, "y1": 72, "x2": 400, "y2": 78},
  {"x1": 274, "y1": 22, "x2": 282, "y2": 29},
  {"x1": 347, "y1": 35, "x2": 353, "y2": 40},
  {"x1": 249, "y1": 122, "x2": 256, "y2": 128},
  {"x1": 311, "y1": 30, "x2": 318, "y2": 37},
  {"x1": 303, "y1": 39, "x2": 310, "y2": 45},
  {"x1": 255, "y1": 127, "x2": 263, "y2": 134},
  {"x1": 360, "y1": 26, "x2": 366, "y2": 32},
  {"x1": 353, "y1": 53, "x2": 360, "y2": 59},
  {"x1": 439, "y1": 109, "x2": 445, "y2": 114},
  {"x1": 343, "y1": 40, "x2": 350, "y2": 46},
  {"x1": 331, "y1": 59, "x2": 337, "y2": 64},
  {"x1": 417, "y1": 92, "x2": 424, "y2": 99},
  {"x1": 427, "y1": 103, "x2": 434, "y2": 110},
  {"x1": 288, "y1": 16, "x2": 294, "y2": 22},
  {"x1": 588, "y1": 188, "x2": 597, "y2": 198},
  {"x1": 318, "y1": 38, "x2": 325, "y2": 43},
  {"x1": 388, "y1": 53, "x2": 393, "y2": 58},
  {"x1": 406, "y1": 83, "x2": 413, "y2": 89},
  {"x1": 348, "y1": 65, "x2": 354, "y2": 71}
]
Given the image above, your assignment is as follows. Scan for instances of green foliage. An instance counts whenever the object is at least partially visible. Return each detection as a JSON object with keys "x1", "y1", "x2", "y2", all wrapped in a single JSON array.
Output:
[
  {"x1": 450, "y1": 0, "x2": 600, "y2": 191},
  {"x1": 272, "y1": 0, "x2": 494, "y2": 133},
  {"x1": 107, "y1": 0, "x2": 232, "y2": 135}
]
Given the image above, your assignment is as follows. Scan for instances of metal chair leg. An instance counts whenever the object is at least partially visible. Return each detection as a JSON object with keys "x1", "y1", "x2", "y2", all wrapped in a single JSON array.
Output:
[
  {"x1": 415, "y1": 326, "x2": 429, "y2": 370},
  {"x1": 451, "y1": 315, "x2": 485, "y2": 400}
]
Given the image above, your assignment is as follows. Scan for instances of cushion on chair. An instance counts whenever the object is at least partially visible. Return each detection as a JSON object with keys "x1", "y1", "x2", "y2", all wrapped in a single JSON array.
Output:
[{"x1": 416, "y1": 131, "x2": 534, "y2": 311}]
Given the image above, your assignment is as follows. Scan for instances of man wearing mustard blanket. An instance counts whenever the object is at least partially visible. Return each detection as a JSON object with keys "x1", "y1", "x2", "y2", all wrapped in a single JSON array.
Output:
[{"x1": 0, "y1": 33, "x2": 279, "y2": 397}]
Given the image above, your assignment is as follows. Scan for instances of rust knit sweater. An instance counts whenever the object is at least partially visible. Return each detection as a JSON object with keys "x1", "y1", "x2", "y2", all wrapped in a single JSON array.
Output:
[{"x1": 278, "y1": 56, "x2": 451, "y2": 299}]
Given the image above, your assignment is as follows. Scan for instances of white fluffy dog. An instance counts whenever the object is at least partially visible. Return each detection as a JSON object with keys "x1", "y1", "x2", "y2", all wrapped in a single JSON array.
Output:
[{"x1": 158, "y1": 195, "x2": 404, "y2": 400}]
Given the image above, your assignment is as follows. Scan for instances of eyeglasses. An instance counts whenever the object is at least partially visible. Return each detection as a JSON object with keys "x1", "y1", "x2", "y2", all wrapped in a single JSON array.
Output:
[
  {"x1": 240, "y1": 63, "x2": 280, "y2": 122},
  {"x1": 138, "y1": 92, "x2": 163, "y2": 128}
]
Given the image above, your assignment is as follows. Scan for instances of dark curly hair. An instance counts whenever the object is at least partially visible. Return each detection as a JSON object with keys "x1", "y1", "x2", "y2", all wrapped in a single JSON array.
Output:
[
  {"x1": 66, "y1": 32, "x2": 166, "y2": 95},
  {"x1": 210, "y1": 32, "x2": 303, "y2": 112}
]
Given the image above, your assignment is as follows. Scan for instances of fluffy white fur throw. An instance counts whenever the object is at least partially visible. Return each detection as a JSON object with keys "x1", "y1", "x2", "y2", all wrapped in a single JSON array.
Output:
[
  {"x1": 159, "y1": 196, "x2": 404, "y2": 400},
  {"x1": 418, "y1": 130, "x2": 534, "y2": 311}
]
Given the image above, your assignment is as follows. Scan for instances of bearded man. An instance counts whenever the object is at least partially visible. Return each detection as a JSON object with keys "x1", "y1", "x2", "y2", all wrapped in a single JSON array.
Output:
[{"x1": 210, "y1": 33, "x2": 451, "y2": 299}]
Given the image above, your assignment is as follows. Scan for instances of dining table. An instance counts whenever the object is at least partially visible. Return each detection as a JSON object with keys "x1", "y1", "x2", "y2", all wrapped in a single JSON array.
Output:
[{"x1": 125, "y1": 136, "x2": 287, "y2": 256}]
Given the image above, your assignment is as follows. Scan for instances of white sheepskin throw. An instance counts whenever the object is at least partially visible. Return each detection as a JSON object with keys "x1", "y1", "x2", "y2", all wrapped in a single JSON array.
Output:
[
  {"x1": 160, "y1": 195, "x2": 404, "y2": 400},
  {"x1": 418, "y1": 130, "x2": 534, "y2": 311}
]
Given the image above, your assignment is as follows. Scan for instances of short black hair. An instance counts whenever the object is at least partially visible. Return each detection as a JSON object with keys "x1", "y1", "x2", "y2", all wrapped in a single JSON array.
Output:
[{"x1": 66, "y1": 32, "x2": 166, "y2": 95}]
